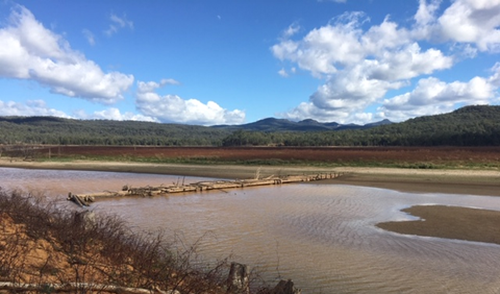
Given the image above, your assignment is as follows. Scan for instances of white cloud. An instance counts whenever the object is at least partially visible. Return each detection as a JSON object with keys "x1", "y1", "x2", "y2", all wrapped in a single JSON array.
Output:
[
  {"x1": 0, "y1": 99, "x2": 157, "y2": 122},
  {"x1": 412, "y1": 0, "x2": 442, "y2": 39},
  {"x1": 278, "y1": 102, "x2": 350, "y2": 123},
  {"x1": 82, "y1": 29, "x2": 95, "y2": 46},
  {"x1": 137, "y1": 79, "x2": 180, "y2": 93},
  {"x1": 160, "y1": 78, "x2": 181, "y2": 86},
  {"x1": 273, "y1": 0, "x2": 500, "y2": 124},
  {"x1": 415, "y1": 0, "x2": 500, "y2": 52},
  {"x1": 278, "y1": 67, "x2": 297, "y2": 77},
  {"x1": 438, "y1": 0, "x2": 500, "y2": 51},
  {"x1": 104, "y1": 13, "x2": 134, "y2": 36},
  {"x1": 135, "y1": 80, "x2": 245, "y2": 125},
  {"x1": 282, "y1": 23, "x2": 301, "y2": 39},
  {"x1": 309, "y1": 63, "x2": 402, "y2": 112},
  {"x1": 278, "y1": 68, "x2": 289, "y2": 77},
  {"x1": 272, "y1": 10, "x2": 454, "y2": 124},
  {"x1": 366, "y1": 43, "x2": 453, "y2": 81},
  {"x1": 272, "y1": 12, "x2": 370, "y2": 77},
  {"x1": 0, "y1": 5, "x2": 134, "y2": 104},
  {"x1": 74, "y1": 108, "x2": 158, "y2": 122},
  {"x1": 361, "y1": 16, "x2": 411, "y2": 54},
  {"x1": 488, "y1": 62, "x2": 500, "y2": 87},
  {"x1": 379, "y1": 73, "x2": 498, "y2": 121},
  {"x1": 414, "y1": 0, "x2": 442, "y2": 26},
  {"x1": 0, "y1": 100, "x2": 69, "y2": 117},
  {"x1": 280, "y1": 67, "x2": 499, "y2": 123}
]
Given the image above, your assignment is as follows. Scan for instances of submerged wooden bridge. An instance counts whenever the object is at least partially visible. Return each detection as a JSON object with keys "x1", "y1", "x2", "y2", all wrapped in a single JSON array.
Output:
[{"x1": 68, "y1": 172, "x2": 343, "y2": 207}]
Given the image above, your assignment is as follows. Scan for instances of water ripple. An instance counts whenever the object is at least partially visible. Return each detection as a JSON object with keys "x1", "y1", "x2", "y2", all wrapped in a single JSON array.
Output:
[{"x1": 2, "y1": 168, "x2": 500, "y2": 293}]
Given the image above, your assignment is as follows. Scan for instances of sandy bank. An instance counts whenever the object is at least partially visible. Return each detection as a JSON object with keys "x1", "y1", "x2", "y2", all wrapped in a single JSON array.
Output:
[{"x1": 331, "y1": 168, "x2": 500, "y2": 196}]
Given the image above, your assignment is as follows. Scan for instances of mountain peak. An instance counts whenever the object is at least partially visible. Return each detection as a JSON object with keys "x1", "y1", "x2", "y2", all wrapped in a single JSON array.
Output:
[{"x1": 298, "y1": 119, "x2": 319, "y2": 124}]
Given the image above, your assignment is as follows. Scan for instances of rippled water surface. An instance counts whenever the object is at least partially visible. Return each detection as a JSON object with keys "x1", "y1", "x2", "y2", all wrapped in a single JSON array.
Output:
[{"x1": 2, "y1": 167, "x2": 500, "y2": 293}]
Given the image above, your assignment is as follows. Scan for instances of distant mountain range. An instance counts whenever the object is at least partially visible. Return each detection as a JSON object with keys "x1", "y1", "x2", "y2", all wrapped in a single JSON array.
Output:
[
  {"x1": 0, "y1": 105, "x2": 499, "y2": 146},
  {"x1": 213, "y1": 118, "x2": 393, "y2": 132}
]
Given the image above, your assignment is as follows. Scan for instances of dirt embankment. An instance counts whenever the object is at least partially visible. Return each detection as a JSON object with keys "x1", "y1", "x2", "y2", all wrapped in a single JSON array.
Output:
[{"x1": 0, "y1": 191, "x2": 262, "y2": 294}]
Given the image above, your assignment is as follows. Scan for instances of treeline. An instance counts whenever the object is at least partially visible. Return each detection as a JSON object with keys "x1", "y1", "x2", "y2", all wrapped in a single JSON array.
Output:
[
  {"x1": 1, "y1": 105, "x2": 499, "y2": 147},
  {"x1": 0, "y1": 117, "x2": 231, "y2": 146},
  {"x1": 221, "y1": 105, "x2": 500, "y2": 146}
]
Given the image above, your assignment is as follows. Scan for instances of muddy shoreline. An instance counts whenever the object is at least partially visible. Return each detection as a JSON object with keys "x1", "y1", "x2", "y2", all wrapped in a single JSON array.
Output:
[{"x1": 2, "y1": 158, "x2": 500, "y2": 245}]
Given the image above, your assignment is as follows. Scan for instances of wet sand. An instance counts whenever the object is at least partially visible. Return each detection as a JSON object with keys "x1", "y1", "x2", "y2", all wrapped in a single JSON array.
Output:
[
  {"x1": 377, "y1": 205, "x2": 500, "y2": 245},
  {"x1": 2, "y1": 158, "x2": 500, "y2": 245},
  {"x1": 331, "y1": 170, "x2": 500, "y2": 196}
]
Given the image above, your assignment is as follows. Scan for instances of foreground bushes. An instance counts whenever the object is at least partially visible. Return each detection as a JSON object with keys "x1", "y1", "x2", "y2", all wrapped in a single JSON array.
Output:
[{"x1": 0, "y1": 189, "x2": 274, "y2": 293}]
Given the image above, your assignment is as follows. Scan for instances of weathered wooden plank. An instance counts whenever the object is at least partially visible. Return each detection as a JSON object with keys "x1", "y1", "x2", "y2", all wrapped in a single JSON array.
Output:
[{"x1": 68, "y1": 172, "x2": 343, "y2": 206}]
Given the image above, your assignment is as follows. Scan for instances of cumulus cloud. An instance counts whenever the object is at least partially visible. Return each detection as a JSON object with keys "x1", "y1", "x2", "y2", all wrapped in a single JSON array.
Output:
[
  {"x1": 135, "y1": 80, "x2": 245, "y2": 125},
  {"x1": 278, "y1": 102, "x2": 349, "y2": 122},
  {"x1": 414, "y1": 0, "x2": 500, "y2": 51},
  {"x1": 0, "y1": 5, "x2": 134, "y2": 104},
  {"x1": 272, "y1": 11, "x2": 453, "y2": 123},
  {"x1": 0, "y1": 99, "x2": 157, "y2": 123},
  {"x1": 414, "y1": 0, "x2": 441, "y2": 26},
  {"x1": 104, "y1": 13, "x2": 134, "y2": 36},
  {"x1": 437, "y1": 0, "x2": 500, "y2": 52},
  {"x1": 272, "y1": 1, "x2": 500, "y2": 124},
  {"x1": 74, "y1": 108, "x2": 158, "y2": 122},
  {"x1": 272, "y1": 12, "x2": 371, "y2": 77},
  {"x1": 379, "y1": 65, "x2": 500, "y2": 121},
  {"x1": 412, "y1": 0, "x2": 442, "y2": 39},
  {"x1": 0, "y1": 100, "x2": 70, "y2": 117}
]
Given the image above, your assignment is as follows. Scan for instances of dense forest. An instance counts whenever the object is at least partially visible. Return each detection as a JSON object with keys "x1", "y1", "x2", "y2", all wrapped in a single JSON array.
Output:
[
  {"x1": 0, "y1": 116, "x2": 230, "y2": 146},
  {"x1": 0, "y1": 105, "x2": 499, "y2": 147},
  {"x1": 222, "y1": 105, "x2": 500, "y2": 146}
]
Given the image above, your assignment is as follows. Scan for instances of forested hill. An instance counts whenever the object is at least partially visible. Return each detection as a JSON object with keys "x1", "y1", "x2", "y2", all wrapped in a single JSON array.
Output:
[
  {"x1": 220, "y1": 105, "x2": 500, "y2": 146},
  {"x1": 212, "y1": 117, "x2": 393, "y2": 131},
  {"x1": 361, "y1": 105, "x2": 500, "y2": 146},
  {"x1": 0, "y1": 117, "x2": 231, "y2": 146},
  {"x1": 0, "y1": 105, "x2": 499, "y2": 146}
]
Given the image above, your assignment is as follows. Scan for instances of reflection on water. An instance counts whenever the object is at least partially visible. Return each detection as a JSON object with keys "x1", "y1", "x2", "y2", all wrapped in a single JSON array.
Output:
[{"x1": 2, "y1": 167, "x2": 500, "y2": 293}]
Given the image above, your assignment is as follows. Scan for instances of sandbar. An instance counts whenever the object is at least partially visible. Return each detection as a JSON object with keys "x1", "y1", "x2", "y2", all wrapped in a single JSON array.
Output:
[{"x1": 377, "y1": 205, "x2": 500, "y2": 245}]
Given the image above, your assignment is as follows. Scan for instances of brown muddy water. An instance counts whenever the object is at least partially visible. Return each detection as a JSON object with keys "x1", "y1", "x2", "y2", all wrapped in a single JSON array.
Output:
[{"x1": 2, "y1": 167, "x2": 500, "y2": 293}]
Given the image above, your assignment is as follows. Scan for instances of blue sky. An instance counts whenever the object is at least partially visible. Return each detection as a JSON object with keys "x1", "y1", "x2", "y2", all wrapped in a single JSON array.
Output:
[{"x1": 1, "y1": 0, "x2": 499, "y2": 125}]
